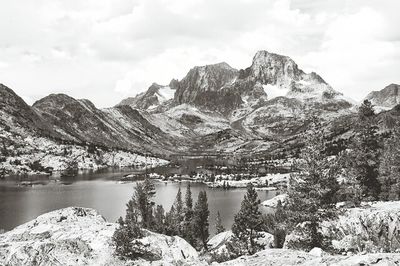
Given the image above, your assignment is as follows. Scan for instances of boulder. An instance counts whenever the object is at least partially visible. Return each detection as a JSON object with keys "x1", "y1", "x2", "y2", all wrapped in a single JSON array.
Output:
[
  {"x1": 207, "y1": 230, "x2": 273, "y2": 262},
  {"x1": 0, "y1": 207, "x2": 203, "y2": 265},
  {"x1": 261, "y1": 194, "x2": 288, "y2": 208}
]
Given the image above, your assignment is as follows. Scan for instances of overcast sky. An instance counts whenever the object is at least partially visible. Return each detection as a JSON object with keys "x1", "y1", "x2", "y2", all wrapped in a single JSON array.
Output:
[{"x1": 0, "y1": 0, "x2": 399, "y2": 108}]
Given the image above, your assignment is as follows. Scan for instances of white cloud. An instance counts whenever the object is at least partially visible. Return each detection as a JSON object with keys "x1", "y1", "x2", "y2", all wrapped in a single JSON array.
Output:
[{"x1": 0, "y1": 0, "x2": 398, "y2": 107}]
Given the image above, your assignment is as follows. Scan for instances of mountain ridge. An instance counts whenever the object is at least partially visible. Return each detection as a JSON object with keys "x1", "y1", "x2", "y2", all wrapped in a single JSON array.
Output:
[{"x1": 1, "y1": 51, "x2": 399, "y2": 162}]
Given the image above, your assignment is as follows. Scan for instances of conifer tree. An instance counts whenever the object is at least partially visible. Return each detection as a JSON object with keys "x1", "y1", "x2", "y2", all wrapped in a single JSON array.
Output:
[
  {"x1": 379, "y1": 124, "x2": 400, "y2": 200},
  {"x1": 193, "y1": 191, "x2": 210, "y2": 250},
  {"x1": 154, "y1": 205, "x2": 166, "y2": 233},
  {"x1": 231, "y1": 183, "x2": 264, "y2": 255},
  {"x1": 286, "y1": 117, "x2": 340, "y2": 249},
  {"x1": 130, "y1": 179, "x2": 156, "y2": 229},
  {"x1": 183, "y1": 183, "x2": 195, "y2": 245},
  {"x1": 113, "y1": 185, "x2": 145, "y2": 259},
  {"x1": 215, "y1": 211, "x2": 225, "y2": 234},
  {"x1": 348, "y1": 100, "x2": 381, "y2": 200},
  {"x1": 173, "y1": 187, "x2": 184, "y2": 235},
  {"x1": 164, "y1": 205, "x2": 178, "y2": 235}
]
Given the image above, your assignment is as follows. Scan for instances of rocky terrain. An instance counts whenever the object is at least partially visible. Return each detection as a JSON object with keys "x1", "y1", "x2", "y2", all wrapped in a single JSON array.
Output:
[
  {"x1": 0, "y1": 207, "x2": 203, "y2": 266},
  {"x1": 1, "y1": 203, "x2": 400, "y2": 265}
]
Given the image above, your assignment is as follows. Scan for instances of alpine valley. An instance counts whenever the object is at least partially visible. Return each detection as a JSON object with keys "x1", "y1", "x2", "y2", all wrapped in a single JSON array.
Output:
[{"x1": 1, "y1": 50, "x2": 399, "y2": 175}]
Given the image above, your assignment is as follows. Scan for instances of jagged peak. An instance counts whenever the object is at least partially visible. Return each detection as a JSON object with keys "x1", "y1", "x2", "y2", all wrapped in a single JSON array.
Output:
[
  {"x1": 190, "y1": 61, "x2": 237, "y2": 72},
  {"x1": 253, "y1": 50, "x2": 290, "y2": 60},
  {"x1": 251, "y1": 50, "x2": 299, "y2": 69}
]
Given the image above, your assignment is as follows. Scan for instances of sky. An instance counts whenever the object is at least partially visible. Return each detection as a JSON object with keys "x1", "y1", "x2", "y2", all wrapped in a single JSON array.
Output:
[{"x1": 0, "y1": 0, "x2": 399, "y2": 108}]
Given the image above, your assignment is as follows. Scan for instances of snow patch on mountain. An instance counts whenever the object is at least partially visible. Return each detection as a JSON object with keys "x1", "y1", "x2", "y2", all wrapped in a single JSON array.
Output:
[
  {"x1": 155, "y1": 86, "x2": 175, "y2": 103},
  {"x1": 262, "y1": 84, "x2": 289, "y2": 99}
]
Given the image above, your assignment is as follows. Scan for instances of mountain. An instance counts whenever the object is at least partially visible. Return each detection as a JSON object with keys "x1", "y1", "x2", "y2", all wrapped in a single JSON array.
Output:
[
  {"x1": 2, "y1": 49, "x2": 374, "y2": 164},
  {"x1": 117, "y1": 82, "x2": 176, "y2": 112},
  {"x1": 0, "y1": 84, "x2": 56, "y2": 136},
  {"x1": 365, "y1": 83, "x2": 400, "y2": 109},
  {"x1": 240, "y1": 51, "x2": 342, "y2": 100},
  {"x1": 174, "y1": 62, "x2": 240, "y2": 114},
  {"x1": 32, "y1": 93, "x2": 177, "y2": 154},
  {"x1": 113, "y1": 50, "x2": 355, "y2": 154}
]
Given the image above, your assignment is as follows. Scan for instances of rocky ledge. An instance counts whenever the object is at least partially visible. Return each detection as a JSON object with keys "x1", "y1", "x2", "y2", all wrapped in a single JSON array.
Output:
[{"x1": 0, "y1": 207, "x2": 202, "y2": 266}]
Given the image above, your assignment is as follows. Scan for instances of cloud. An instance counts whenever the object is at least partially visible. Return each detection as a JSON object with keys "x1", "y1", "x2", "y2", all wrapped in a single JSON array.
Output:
[{"x1": 0, "y1": 0, "x2": 398, "y2": 107}]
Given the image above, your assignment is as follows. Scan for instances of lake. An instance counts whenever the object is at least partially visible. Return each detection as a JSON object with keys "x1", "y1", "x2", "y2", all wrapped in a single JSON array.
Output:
[{"x1": 0, "y1": 167, "x2": 277, "y2": 234}]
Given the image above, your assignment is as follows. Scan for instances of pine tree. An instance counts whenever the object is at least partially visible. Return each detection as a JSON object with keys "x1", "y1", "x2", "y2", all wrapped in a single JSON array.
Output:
[
  {"x1": 379, "y1": 124, "x2": 400, "y2": 200},
  {"x1": 154, "y1": 205, "x2": 166, "y2": 233},
  {"x1": 183, "y1": 183, "x2": 195, "y2": 245},
  {"x1": 113, "y1": 189, "x2": 144, "y2": 259},
  {"x1": 173, "y1": 187, "x2": 184, "y2": 235},
  {"x1": 164, "y1": 205, "x2": 178, "y2": 235},
  {"x1": 215, "y1": 211, "x2": 225, "y2": 234},
  {"x1": 128, "y1": 179, "x2": 156, "y2": 229},
  {"x1": 193, "y1": 191, "x2": 210, "y2": 250},
  {"x1": 286, "y1": 117, "x2": 340, "y2": 250},
  {"x1": 232, "y1": 183, "x2": 264, "y2": 255},
  {"x1": 348, "y1": 100, "x2": 381, "y2": 200}
]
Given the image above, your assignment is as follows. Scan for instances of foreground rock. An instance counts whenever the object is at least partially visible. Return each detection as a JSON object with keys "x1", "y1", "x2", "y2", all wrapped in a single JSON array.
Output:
[
  {"x1": 284, "y1": 201, "x2": 400, "y2": 253},
  {"x1": 218, "y1": 248, "x2": 400, "y2": 266},
  {"x1": 207, "y1": 230, "x2": 273, "y2": 261},
  {"x1": 0, "y1": 207, "x2": 202, "y2": 266}
]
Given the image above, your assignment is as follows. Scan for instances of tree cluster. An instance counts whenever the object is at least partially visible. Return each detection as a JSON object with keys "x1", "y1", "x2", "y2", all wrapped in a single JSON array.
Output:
[{"x1": 113, "y1": 180, "x2": 213, "y2": 259}]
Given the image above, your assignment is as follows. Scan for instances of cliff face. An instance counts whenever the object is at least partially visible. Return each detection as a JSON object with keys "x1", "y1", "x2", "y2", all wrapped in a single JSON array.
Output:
[{"x1": 174, "y1": 62, "x2": 241, "y2": 114}]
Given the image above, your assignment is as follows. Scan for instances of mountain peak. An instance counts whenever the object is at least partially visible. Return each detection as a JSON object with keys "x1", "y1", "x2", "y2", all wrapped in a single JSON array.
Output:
[
  {"x1": 32, "y1": 93, "x2": 78, "y2": 108},
  {"x1": 366, "y1": 83, "x2": 400, "y2": 109},
  {"x1": 250, "y1": 50, "x2": 303, "y2": 84}
]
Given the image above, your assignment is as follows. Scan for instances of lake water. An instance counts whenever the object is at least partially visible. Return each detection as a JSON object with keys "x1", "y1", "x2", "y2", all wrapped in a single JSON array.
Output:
[{"x1": 0, "y1": 168, "x2": 277, "y2": 234}]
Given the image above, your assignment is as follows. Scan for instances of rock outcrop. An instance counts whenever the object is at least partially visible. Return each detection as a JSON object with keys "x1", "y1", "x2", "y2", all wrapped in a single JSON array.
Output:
[
  {"x1": 117, "y1": 83, "x2": 175, "y2": 112},
  {"x1": 284, "y1": 201, "x2": 400, "y2": 253},
  {"x1": 0, "y1": 207, "x2": 202, "y2": 266},
  {"x1": 219, "y1": 248, "x2": 400, "y2": 266}
]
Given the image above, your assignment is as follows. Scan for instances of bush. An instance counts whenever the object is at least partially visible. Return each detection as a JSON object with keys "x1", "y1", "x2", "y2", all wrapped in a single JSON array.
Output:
[
  {"x1": 29, "y1": 160, "x2": 45, "y2": 172},
  {"x1": 113, "y1": 217, "x2": 147, "y2": 259}
]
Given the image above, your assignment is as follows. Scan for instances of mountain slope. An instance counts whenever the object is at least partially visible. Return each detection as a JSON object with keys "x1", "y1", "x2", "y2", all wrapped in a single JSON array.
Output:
[
  {"x1": 117, "y1": 82, "x2": 176, "y2": 112},
  {"x1": 0, "y1": 84, "x2": 56, "y2": 136},
  {"x1": 32, "y1": 94, "x2": 176, "y2": 154},
  {"x1": 366, "y1": 83, "x2": 400, "y2": 109}
]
